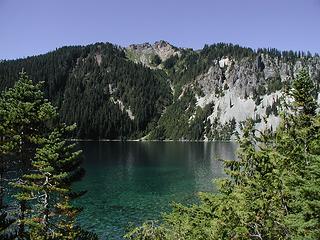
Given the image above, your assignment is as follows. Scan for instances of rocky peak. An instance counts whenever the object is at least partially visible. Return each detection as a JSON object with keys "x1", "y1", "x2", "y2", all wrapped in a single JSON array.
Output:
[
  {"x1": 154, "y1": 40, "x2": 171, "y2": 48},
  {"x1": 128, "y1": 42, "x2": 152, "y2": 51},
  {"x1": 126, "y1": 40, "x2": 180, "y2": 67},
  {"x1": 153, "y1": 40, "x2": 179, "y2": 61}
]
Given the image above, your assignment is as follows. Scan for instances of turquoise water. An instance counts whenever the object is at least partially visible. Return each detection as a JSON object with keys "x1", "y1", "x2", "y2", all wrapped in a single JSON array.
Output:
[{"x1": 74, "y1": 141, "x2": 237, "y2": 239}]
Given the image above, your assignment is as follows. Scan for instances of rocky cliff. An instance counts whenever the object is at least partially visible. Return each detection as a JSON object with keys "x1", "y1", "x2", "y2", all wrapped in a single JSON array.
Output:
[
  {"x1": 127, "y1": 41, "x2": 320, "y2": 140},
  {"x1": 0, "y1": 41, "x2": 319, "y2": 140}
]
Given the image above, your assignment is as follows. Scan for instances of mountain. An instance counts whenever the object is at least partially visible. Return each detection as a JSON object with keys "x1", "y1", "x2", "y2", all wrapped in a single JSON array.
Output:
[
  {"x1": 0, "y1": 43, "x2": 172, "y2": 139},
  {"x1": 0, "y1": 41, "x2": 319, "y2": 140}
]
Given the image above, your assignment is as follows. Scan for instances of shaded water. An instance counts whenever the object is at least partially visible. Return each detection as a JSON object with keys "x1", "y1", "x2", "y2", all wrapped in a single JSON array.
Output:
[{"x1": 74, "y1": 141, "x2": 238, "y2": 239}]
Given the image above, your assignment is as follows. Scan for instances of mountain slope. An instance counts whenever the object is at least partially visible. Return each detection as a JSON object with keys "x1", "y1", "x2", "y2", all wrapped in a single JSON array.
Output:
[
  {"x1": 0, "y1": 43, "x2": 172, "y2": 139},
  {"x1": 127, "y1": 42, "x2": 320, "y2": 140},
  {"x1": 0, "y1": 41, "x2": 319, "y2": 140}
]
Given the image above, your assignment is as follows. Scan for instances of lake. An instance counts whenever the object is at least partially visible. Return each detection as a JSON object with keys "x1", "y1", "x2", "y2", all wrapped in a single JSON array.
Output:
[{"x1": 74, "y1": 141, "x2": 238, "y2": 239}]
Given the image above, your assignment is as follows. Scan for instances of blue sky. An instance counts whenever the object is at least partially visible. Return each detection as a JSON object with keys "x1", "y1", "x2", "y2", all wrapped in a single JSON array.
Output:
[{"x1": 1, "y1": 0, "x2": 320, "y2": 60}]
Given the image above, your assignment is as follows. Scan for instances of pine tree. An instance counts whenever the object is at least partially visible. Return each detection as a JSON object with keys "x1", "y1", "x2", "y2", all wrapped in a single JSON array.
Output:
[
  {"x1": 0, "y1": 72, "x2": 96, "y2": 239},
  {"x1": 12, "y1": 125, "x2": 85, "y2": 239},
  {"x1": 291, "y1": 68, "x2": 317, "y2": 116},
  {"x1": 0, "y1": 71, "x2": 57, "y2": 238},
  {"x1": 276, "y1": 69, "x2": 320, "y2": 239},
  {"x1": 0, "y1": 130, "x2": 16, "y2": 239},
  {"x1": 0, "y1": 157, "x2": 15, "y2": 239},
  {"x1": 126, "y1": 120, "x2": 289, "y2": 240},
  {"x1": 0, "y1": 71, "x2": 58, "y2": 238},
  {"x1": 125, "y1": 69, "x2": 320, "y2": 240}
]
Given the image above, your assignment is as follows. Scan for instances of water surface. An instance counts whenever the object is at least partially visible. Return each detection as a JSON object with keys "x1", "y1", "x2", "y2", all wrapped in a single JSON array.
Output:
[{"x1": 74, "y1": 141, "x2": 237, "y2": 239}]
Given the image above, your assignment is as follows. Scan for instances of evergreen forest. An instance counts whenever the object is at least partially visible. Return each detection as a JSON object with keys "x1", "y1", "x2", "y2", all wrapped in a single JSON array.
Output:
[
  {"x1": 1, "y1": 42, "x2": 319, "y2": 141},
  {"x1": 124, "y1": 70, "x2": 320, "y2": 239},
  {"x1": 0, "y1": 68, "x2": 319, "y2": 239}
]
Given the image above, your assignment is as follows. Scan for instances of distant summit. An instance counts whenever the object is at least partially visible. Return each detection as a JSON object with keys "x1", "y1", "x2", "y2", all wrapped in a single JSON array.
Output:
[
  {"x1": 0, "y1": 41, "x2": 319, "y2": 140},
  {"x1": 126, "y1": 40, "x2": 180, "y2": 67}
]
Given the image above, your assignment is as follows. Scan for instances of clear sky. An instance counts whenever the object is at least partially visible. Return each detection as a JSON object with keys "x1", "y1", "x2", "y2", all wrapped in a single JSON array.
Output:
[{"x1": 1, "y1": 0, "x2": 320, "y2": 60}]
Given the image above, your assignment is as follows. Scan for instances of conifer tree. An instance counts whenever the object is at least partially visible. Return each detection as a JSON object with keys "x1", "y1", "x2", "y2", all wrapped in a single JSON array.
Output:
[
  {"x1": 0, "y1": 119, "x2": 10, "y2": 238},
  {"x1": 276, "y1": 68, "x2": 320, "y2": 239},
  {"x1": 125, "y1": 69, "x2": 320, "y2": 240},
  {"x1": 0, "y1": 71, "x2": 57, "y2": 238},
  {"x1": 12, "y1": 125, "x2": 84, "y2": 239},
  {"x1": 290, "y1": 68, "x2": 317, "y2": 116},
  {"x1": 0, "y1": 129, "x2": 16, "y2": 239},
  {"x1": 0, "y1": 72, "x2": 96, "y2": 239}
]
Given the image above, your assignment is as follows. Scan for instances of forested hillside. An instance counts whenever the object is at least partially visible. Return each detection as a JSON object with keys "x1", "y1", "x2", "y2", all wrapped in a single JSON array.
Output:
[
  {"x1": 0, "y1": 41, "x2": 319, "y2": 140},
  {"x1": 125, "y1": 69, "x2": 320, "y2": 240},
  {"x1": 128, "y1": 41, "x2": 320, "y2": 140},
  {"x1": 0, "y1": 43, "x2": 172, "y2": 139}
]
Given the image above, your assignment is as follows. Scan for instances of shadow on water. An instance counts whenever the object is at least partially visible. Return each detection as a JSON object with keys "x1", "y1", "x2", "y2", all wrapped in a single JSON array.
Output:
[{"x1": 73, "y1": 141, "x2": 238, "y2": 239}]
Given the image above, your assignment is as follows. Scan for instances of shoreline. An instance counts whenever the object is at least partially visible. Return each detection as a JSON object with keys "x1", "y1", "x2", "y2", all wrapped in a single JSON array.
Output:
[{"x1": 68, "y1": 138, "x2": 235, "y2": 143}]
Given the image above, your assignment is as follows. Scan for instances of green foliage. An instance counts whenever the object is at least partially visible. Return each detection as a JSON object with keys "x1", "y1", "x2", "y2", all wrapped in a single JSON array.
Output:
[
  {"x1": 0, "y1": 72, "x2": 94, "y2": 239},
  {"x1": 188, "y1": 105, "x2": 212, "y2": 140},
  {"x1": 151, "y1": 54, "x2": 162, "y2": 66},
  {"x1": 0, "y1": 210, "x2": 15, "y2": 239},
  {"x1": 163, "y1": 55, "x2": 178, "y2": 69},
  {"x1": 276, "y1": 69, "x2": 319, "y2": 239},
  {"x1": 1, "y1": 42, "x2": 319, "y2": 141},
  {"x1": 0, "y1": 71, "x2": 59, "y2": 238},
  {"x1": 149, "y1": 88, "x2": 196, "y2": 140},
  {"x1": 0, "y1": 71, "x2": 58, "y2": 151},
  {"x1": 214, "y1": 86, "x2": 224, "y2": 97},
  {"x1": 150, "y1": 89, "x2": 236, "y2": 141},
  {"x1": 11, "y1": 126, "x2": 84, "y2": 239},
  {"x1": 201, "y1": 43, "x2": 255, "y2": 61},
  {"x1": 60, "y1": 45, "x2": 172, "y2": 139},
  {"x1": 148, "y1": 88, "x2": 214, "y2": 140},
  {"x1": 207, "y1": 117, "x2": 236, "y2": 141},
  {"x1": 257, "y1": 48, "x2": 315, "y2": 63},
  {"x1": 0, "y1": 43, "x2": 172, "y2": 140},
  {"x1": 126, "y1": 69, "x2": 320, "y2": 239},
  {"x1": 148, "y1": 125, "x2": 166, "y2": 141},
  {"x1": 267, "y1": 76, "x2": 283, "y2": 94},
  {"x1": 0, "y1": 46, "x2": 84, "y2": 106},
  {"x1": 290, "y1": 68, "x2": 317, "y2": 116},
  {"x1": 164, "y1": 43, "x2": 257, "y2": 90},
  {"x1": 124, "y1": 221, "x2": 166, "y2": 240}
]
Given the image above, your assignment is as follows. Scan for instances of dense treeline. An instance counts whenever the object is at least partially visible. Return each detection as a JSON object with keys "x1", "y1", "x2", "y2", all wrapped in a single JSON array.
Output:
[
  {"x1": 148, "y1": 87, "x2": 236, "y2": 141},
  {"x1": 0, "y1": 46, "x2": 84, "y2": 107},
  {"x1": 151, "y1": 42, "x2": 320, "y2": 141},
  {"x1": 0, "y1": 42, "x2": 318, "y2": 140},
  {"x1": 126, "y1": 69, "x2": 320, "y2": 239},
  {"x1": 0, "y1": 43, "x2": 172, "y2": 139},
  {"x1": 163, "y1": 43, "x2": 318, "y2": 89},
  {"x1": 0, "y1": 73, "x2": 97, "y2": 239},
  {"x1": 154, "y1": 43, "x2": 262, "y2": 140},
  {"x1": 60, "y1": 45, "x2": 171, "y2": 139}
]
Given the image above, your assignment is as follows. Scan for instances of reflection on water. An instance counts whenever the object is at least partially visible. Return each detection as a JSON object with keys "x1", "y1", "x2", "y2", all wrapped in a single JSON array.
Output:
[{"x1": 74, "y1": 141, "x2": 238, "y2": 239}]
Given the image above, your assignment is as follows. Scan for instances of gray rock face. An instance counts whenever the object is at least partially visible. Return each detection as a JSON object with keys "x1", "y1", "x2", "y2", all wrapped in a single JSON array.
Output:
[
  {"x1": 126, "y1": 41, "x2": 320, "y2": 138},
  {"x1": 197, "y1": 65, "x2": 223, "y2": 95},
  {"x1": 126, "y1": 40, "x2": 180, "y2": 67},
  {"x1": 197, "y1": 54, "x2": 320, "y2": 100},
  {"x1": 195, "y1": 54, "x2": 320, "y2": 135}
]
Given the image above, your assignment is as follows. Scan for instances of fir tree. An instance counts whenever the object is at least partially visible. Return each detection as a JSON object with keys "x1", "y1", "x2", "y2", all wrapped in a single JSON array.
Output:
[
  {"x1": 0, "y1": 72, "x2": 96, "y2": 239},
  {"x1": 290, "y1": 68, "x2": 317, "y2": 116},
  {"x1": 0, "y1": 71, "x2": 58, "y2": 238},
  {"x1": 125, "y1": 69, "x2": 320, "y2": 240},
  {"x1": 12, "y1": 125, "x2": 84, "y2": 239},
  {"x1": 0, "y1": 133, "x2": 16, "y2": 239},
  {"x1": 276, "y1": 69, "x2": 320, "y2": 239}
]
